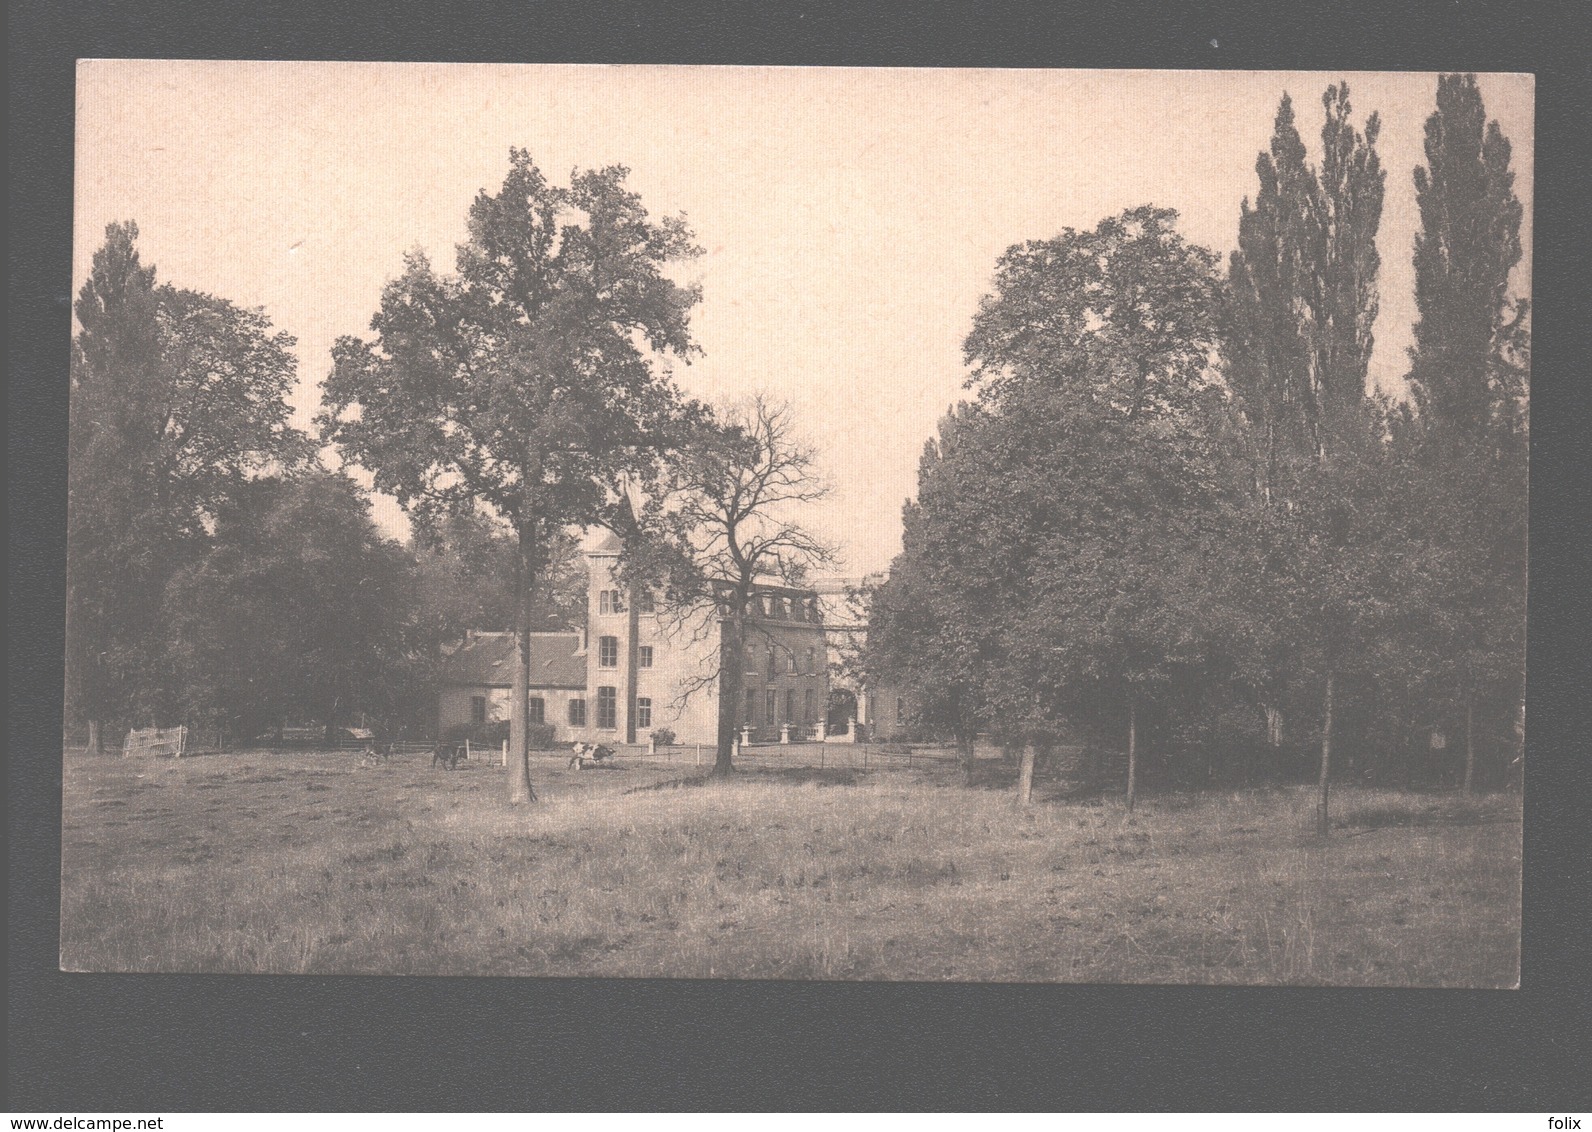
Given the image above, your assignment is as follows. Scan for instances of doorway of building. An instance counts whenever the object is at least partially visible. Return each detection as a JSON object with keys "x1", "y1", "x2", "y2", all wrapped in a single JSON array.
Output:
[{"x1": 826, "y1": 688, "x2": 858, "y2": 735}]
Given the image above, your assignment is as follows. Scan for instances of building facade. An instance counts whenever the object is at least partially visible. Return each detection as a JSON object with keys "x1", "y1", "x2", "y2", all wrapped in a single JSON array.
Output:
[
  {"x1": 437, "y1": 532, "x2": 830, "y2": 747},
  {"x1": 810, "y1": 574, "x2": 914, "y2": 741}
]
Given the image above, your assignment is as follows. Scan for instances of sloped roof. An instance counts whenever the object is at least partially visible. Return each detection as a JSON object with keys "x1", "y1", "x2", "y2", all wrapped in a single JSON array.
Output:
[
  {"x1": 583, "y1": 527, "x2": 623, "y2": 555},
  {"x1": 439, "y1": 632, "x2": 586, "y2": 690}
]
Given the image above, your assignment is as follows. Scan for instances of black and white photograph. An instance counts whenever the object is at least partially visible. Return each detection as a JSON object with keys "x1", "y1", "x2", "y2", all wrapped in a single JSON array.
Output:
[{"x1": 61, "y1": 62, "x2": 1532, "y2": 986}]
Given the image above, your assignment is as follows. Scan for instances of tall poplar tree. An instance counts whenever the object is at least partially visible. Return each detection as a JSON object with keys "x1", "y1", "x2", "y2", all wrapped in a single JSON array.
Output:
[
  {"x1": 1226, "y1": 84, "x2": 1384, "y2": 833},
  {"x1": 1403, "y1": 74, "x2": 1528, "y2": 790},
  {"x1": 67, "y1": 222, "x2": 304, "y2": 752}
]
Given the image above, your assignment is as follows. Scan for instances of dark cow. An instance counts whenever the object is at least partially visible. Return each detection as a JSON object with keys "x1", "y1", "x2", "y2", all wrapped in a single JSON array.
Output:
[{"x1": 432, "y1": 743, "x2": 464, "y2": 770}]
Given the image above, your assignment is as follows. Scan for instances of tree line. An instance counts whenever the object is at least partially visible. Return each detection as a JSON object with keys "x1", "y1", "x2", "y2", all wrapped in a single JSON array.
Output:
[
  {"x1": 67, "y1": 156, "x2": 832, "y2": 795},
  {"x1": 64, "y1": 223, "x2": 588, "y2": 752},
  {"x1": 866, "y1": 76, "x2": 1528, "y2": 821}
]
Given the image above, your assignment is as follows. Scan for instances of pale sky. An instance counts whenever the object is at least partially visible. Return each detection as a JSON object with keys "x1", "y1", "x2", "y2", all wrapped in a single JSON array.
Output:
[{"x1": 74, "y1": 64, "x2": 1533, "y2": 577}]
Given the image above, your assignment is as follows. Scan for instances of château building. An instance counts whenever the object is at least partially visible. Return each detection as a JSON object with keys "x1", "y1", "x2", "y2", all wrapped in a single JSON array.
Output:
[{"x1": 437, "y1": 530, "x2": 830, "y2": 747}]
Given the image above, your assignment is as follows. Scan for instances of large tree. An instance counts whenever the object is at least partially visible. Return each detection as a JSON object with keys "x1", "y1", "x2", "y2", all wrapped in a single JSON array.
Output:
[
  {"x1": 1226, "y1": 85, "x2": 1385, "y2": 833},
  {"x1": 637, "y1": 396, "x2": 836, "y2": 776},
  {"x1": 876, "y1": 207, "x2": 1253, "y2": 806},
  {"x1": 321, "y1": 151, "x2": 703, "y2": 802},
  {"x1": 1227, "y1": 86, "x2": 1383, "y2": 486},
  {"x1": 67, "y1": 222, "x2": 304, "y2": 752},
  {"x1": 866, "y1": 406, "x2": 1008, "y2": 778},
  {"x1": 1400, "y1": 74, "x2": 1529, "y2": 790},
  {"x1": 162, "y1": 471, "x2": 421, "y2": 742}
]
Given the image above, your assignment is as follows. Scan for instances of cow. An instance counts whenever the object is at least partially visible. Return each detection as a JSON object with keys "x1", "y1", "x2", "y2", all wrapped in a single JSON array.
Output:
[
  {"x1": 568, "y1": 741, "x2": 616, "y2": 770},
  {"x1": 432, "y1": 743, "x2": 464, "y2": 770}
]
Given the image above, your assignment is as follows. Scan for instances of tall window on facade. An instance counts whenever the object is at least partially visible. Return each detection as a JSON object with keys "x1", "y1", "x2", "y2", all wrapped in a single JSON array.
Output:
[
  {"x1": 568, "y1": 698, "x2": 587, "y2": 726},
  {"x1": 786, "y1": 689, "x2": 796, "y2": 723},
  {"x1": 470, "y1": 695, "x2": 487, "y2": 724},
  {"x1": 599, "y1": 589, "x2": 624, "y2": 615},
  {"x1": 805, "y1": 647, "x2": 815, "y2": 673},
  {"x1": 744, "y1": 688, "x2": 756, "y2": 725},
  {"x1": 765, "y1": 689, "x2": 777, "y2": 723},
  {"x1": 785, "y1": 651, "x2": 797, "y2": 674},
  {"x1": 637, "y1": 591, "x2": 655, "y2": 614},
  {"x1": 804, "y1": 689, "x2": 814, "y2": 721},
  {"x1": 528, "y1": 697, "x2": 545, "y2": 725},
  {"x1": 636, "y1": 698, "x2": 652, "y2": 729},
  {"x1": 598, "y1": 635, "x2": 619, "y2": 667},
  {"x1": 596, "y1": 687, "x2": 618, "y2": 730},
  {"x1": 638, "y1": 645, "x2": 653, "y2": 668},
  {"x1": 766, "y1": 648, "x2": 777, "y2": 680}
]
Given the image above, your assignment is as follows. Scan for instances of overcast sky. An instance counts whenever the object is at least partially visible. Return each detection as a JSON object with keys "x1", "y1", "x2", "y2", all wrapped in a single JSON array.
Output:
[{"x1": 74, "y1": 64, "x2": 1533, "y2": 577}]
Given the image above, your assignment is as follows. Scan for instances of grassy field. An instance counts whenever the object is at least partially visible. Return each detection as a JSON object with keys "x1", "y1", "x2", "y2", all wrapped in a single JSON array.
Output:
[{"x1": 59, "y1": 745, "x2": 1521, "y2": 985}]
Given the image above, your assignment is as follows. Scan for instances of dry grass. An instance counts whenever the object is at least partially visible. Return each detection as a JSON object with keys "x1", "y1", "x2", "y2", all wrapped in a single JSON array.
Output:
[{"x1": 59, "y1": 747, "x2": 1521, "y2": 985}]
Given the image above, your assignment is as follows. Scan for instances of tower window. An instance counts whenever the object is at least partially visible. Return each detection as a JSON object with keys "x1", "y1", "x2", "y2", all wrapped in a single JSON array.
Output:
[
  {"x1": 598, "y1": 635, "x2": 619, "y2": 668},
  {"x1": 596, "y1": 687, "x2": 618, "y2": 730},
  {"x1": 639, "y1": 645, "x2": 654, "y2": 668}
]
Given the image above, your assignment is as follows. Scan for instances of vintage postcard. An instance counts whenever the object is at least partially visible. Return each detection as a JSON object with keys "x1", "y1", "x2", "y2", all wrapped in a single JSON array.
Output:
[{"x1": 64, "y1": 63, "x2": 1530, "y2": 983}]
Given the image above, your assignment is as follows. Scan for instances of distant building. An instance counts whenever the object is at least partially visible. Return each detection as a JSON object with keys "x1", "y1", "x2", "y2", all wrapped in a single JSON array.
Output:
[
  {"x1": 809, "y1": 574, "x2": 913, "y2": 741},
  {"x1": 437, "y1": 530, "x2": 830, "y2": 747}
]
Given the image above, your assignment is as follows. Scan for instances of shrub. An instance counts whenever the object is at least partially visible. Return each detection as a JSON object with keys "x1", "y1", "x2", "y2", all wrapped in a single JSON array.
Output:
[{"x1": 650, "y1": 727, "x2": 677, "y2": 747}]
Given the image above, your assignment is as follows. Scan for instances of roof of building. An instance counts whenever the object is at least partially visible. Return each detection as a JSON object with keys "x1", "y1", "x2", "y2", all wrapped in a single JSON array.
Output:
[
  {"x1": 439, "y1": 631, "x2": 587, "y2": 690},
  {"x1": 583, "y1": 528, "x2": 624, "y2": 556}
]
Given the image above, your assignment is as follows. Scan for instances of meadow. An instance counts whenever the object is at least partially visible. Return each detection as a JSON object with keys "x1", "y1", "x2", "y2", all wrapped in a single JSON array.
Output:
[{"x1": 59, "y1": 745, "x2": 1521, "y2": 985}]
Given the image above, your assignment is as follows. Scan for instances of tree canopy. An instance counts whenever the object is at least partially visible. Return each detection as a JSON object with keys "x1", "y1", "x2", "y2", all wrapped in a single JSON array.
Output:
[
  {"x1": 66, "y1": 222, "x2": 307, "y2": 748},
  {"x1": 320, "y1": 150, "x2": 704, "y2": 800}
]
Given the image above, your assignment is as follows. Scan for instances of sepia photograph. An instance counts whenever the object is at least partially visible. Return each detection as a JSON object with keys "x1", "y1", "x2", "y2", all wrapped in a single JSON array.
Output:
[{"x1": 62, "y1": 62, "x2": 1532, "y2": 986}]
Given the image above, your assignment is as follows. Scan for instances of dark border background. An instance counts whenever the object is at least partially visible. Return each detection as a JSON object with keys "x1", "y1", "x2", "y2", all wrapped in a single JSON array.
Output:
[{"x1": 10, "y1": 0, "x2": 1591, "y2": 1112}]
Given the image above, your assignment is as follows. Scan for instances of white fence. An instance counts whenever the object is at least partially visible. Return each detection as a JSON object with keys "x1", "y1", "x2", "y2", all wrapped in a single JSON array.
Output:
[{"x1": 122, "y1": 725, "x2": 187, "y2": 758}]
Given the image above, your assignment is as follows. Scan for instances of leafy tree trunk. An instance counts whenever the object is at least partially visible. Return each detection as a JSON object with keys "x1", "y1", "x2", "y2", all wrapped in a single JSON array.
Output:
[
  {"x1": 1017, "y1": 741, "x2": 1036, "y2": 806},
  {"x1": 715, "y1": 607, "x2": 744, "y2": 776},
  {"x1": 1126, "y1": 705, "x2": 1138, "y2": 814},
  {"x1": 1317, "y1": 671, "x2": 1335, "y2": 838},
  {"x1": 509, "y1": 518, "x2": 540, "y2": 804},
  {"x1": 1463, "y1": 691, "x2": 1476, "y2": 794}
]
